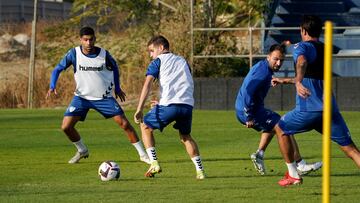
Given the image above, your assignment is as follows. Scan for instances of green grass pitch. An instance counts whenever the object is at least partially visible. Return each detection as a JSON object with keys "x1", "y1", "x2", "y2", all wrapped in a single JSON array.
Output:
[{"x1": 0, "y1": 109, "x2": 359, "y2": 202}]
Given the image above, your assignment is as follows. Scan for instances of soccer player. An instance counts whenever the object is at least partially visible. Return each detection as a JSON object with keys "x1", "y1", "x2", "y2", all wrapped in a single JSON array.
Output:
[
  {"x1": 134, "y1": 35, "x2": 205, "y2": 179},
  {"x1": 46, "y1": 27, "x2": 150, "y2": 164},
  {"x1": 274, "y1": 15, "x2": 360, "y2": 186},
  {"x1": 235, "y1": 44, "x2": 322, "y2": 175}
]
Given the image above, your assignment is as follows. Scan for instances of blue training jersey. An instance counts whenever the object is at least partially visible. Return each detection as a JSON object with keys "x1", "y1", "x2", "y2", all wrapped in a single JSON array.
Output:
[
  {"x1": 293, "y1": 41, "x2": 325, "y2": 111},
  {"x1": 49, "y1": 46, "x2": 121, "y2": 94},
  {"x1": 235, "y1": 60, "x2": 273, "y2": 121}
]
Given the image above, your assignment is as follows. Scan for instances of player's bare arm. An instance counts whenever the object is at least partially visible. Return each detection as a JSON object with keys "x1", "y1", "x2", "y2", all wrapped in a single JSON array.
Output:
[
  {"x1": 271, "y1": 77, "x2": 295, "y2": 86},
  {"x1": 134, "y1": 75, "x2": 154, "y2": 124},
  {"x1": 295, "y1": 55, "x2": 311, "y2": 98}
]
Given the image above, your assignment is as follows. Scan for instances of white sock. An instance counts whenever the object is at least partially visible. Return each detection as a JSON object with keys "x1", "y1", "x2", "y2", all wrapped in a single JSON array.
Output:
[
  {"x1": 73, "y1": 139, "x2": 87, "y2": 153},
  {"x1": 132, "y1": 141, "x2": 147, "y2": 157},
  {"x1": 286, "y1": 162, "x2": 300, "y2": 178},
  {"x1": 146, "y1": 147, "x2": 158, "y2": 162},
  {"x1": 191, "y1": 156, "x2": 204, "y2": 171},
  {"x1": 296, "y1": 159, "x2": 306, "y2": 168},
  {"x1": 256, "y1": 149, "x2": 264, "y2": 157}
]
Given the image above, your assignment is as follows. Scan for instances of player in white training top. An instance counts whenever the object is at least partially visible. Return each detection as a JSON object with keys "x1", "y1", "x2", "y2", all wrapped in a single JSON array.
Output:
[
  {"x1": 134, "y1": 35, "x2": 205, "y2": 179},
  {"x1": 46, "y1": 27, "x2": 150, "y2": 165}
]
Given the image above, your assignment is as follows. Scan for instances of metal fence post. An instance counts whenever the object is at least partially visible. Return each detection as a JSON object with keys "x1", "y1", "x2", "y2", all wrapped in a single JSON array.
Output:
[
  {"x1": 20, "y1": 1, "x2": 25, "y2": 20},
  {"x1": 28, "y1": 0, "x2": 38, "y2": 109},
  {"x1": 0, "y1": 1, "x2": 2, "y2": 22}
]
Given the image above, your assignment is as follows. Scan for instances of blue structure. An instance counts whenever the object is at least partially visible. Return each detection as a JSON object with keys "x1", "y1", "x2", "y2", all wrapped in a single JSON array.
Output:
[{"x1": 264, "y1": 0, "x2": 360, "y2": 77}]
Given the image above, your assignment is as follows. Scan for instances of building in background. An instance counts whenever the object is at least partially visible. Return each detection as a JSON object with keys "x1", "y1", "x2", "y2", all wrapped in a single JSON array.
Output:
[{"x1": 0, "y1": 0, "x2": 72, "y2": 22}]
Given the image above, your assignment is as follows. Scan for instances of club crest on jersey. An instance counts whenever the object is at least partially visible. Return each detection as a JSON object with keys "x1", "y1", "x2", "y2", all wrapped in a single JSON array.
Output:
[{"x1": 294, "y1": 43, "x2": 299, "y2": 49}]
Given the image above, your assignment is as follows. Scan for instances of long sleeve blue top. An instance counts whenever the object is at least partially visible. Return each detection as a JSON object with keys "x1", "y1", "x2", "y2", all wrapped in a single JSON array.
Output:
[{"x1": 235, "y1": 60, "x2": 273, "y2": 121}]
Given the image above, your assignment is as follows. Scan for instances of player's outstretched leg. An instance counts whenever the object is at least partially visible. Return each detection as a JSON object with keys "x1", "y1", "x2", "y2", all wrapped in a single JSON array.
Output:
[
  {"x1": 250, "y1": 132, "x2": 274, "y2": 175},
  {"x1": 275, "y1": 125, "x2": 302, "y2": 186},
  {"x1": 296, "y1": 160, "x2": 323, "y2": 175},
  {"x1": 250, "y1": 151, "x2": 265, "y2": 175},
  {"x1": 145, "y1": 159, "x2": 162, "y2": 177},
  {"x1": 139, "y1": 153, "x2": 151, "y2": 164},
  {"x1": 340, "y1": 143, "x2": 360, "y2": 168},
  {"x1": 144, "y1": 147, "x2": 162, "y2": 177},
  {"x1": 141, "y1": 123, "x2": 162, "y2": 177},
  {"x1": 68, "y1": 149, "x2": 89, "y2": 164},
  {"x1": 61, "y1": 116, "x2": 89, "y2": 164},
  {"x1": 180, "y1": 133, "x2": 205, "y2": 179},
  {"x1": 278, "y1": 171, "x2": 303, "y2": 187},
  {"x1": 113, "y1": 115, "x2": 150, "y2": 164}
]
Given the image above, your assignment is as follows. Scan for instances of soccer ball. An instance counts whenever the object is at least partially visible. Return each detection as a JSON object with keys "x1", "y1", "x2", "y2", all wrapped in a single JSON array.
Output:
[{"x1": 98, "y1": 161, "x2": 120, "y2": 181}]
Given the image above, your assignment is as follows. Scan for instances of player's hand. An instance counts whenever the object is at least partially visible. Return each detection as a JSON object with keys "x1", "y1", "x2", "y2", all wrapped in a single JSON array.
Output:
[
  {"x1": 134, "y1": 110, "x2": 143, "y2": 124},
  {"x1": 46, "y1": 88, "x2": 57, "y2": 99},
  {"x1": 295, "y1": 82, "x2": 311, "y2": 98},
  {"x1": 271, "y1": 77, "x2": 282, "y2": 87},
  {"x1": 150, "y1": 100, "x2": 159, "y2": 108},
  {"x1": 245, "y1": 120, "x2": 255, "y2": 128},
  {"x1": 116, "y1": 89, "x2": 126, "y2": 102}
]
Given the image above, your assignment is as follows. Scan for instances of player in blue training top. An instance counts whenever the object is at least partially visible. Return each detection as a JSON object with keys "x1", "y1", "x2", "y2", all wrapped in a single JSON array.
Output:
[
  {"x1": 46, "y1": 27, "x2": 150, "y2": 165},
  {"x1": 273, "y1": 15, "x2": 360, "y2": 187},
  {"x1": 235, "y1": 44, "x2": 322, "y2": 176},
  {"x1": 134, "y1": 35, "x2": 205, "y2": 179}
]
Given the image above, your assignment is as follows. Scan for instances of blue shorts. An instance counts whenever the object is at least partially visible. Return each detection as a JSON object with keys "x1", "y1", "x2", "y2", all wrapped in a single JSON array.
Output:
[
  {"x1": 278, "y1": 109, "x2": 353, "y2": 146},
  {"x1": 64, "y1": 96, "x2": 124, "y2": 121},
  {"x1": 144, "y1": 104, "x2": 193, "y2": 135},
  {"x1": 236, "y1": 108, "x2": 281, "y2": 132}
]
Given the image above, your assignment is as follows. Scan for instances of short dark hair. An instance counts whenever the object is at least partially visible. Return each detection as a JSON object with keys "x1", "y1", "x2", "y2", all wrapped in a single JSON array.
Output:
[
  {"x1": 300, "y1": 15, "x2": 322, "y2": 38},
  {"x1": 269, "y1": 43, "x2": 286, "y2": 55},
  {"x1": 79, "y1": 26, "x2": 95, "y2": 37},
  {"x1": 147, "y1": 35, "x2": 170, "y2": 50}
]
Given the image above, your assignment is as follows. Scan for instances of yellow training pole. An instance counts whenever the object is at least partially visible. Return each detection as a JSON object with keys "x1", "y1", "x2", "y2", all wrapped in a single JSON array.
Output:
[{"x1": 322, "y1": 21, "x2": 333, "y2": 203}]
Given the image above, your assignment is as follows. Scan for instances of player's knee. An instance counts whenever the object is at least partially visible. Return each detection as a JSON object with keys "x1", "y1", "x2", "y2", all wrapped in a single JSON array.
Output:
[
  {"x1": 61, "y1": 123, "x2": 73, "y2": 133},
  {"x1": 114, "y1": 116, "x2": 131, "y2": 130},
  {"x1": 119, "y1": 120, "x2": 129, "y2": 129},
  {"x1": 274, "y1": 124, "x2": 280, "y2": 134},
  {"x1": 180, "y1": 134, "x2": 192, "y2": 143},
  {"x1": 342, "y1": 144, "x2": 360, "y2": 157},
  {"x1": 120, "y1": 119, "x2": 133, "y2": 131},
  {"x1": 140, "y1": 123, "x2": 154, "y2": 136}
]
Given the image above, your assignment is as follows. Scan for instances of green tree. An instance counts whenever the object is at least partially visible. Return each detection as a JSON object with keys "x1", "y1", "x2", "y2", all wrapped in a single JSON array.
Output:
[
  {"x1": 193, "y1": 0, "x2": 269, "y2": 77},
  {"x1": 70, "y1": 0, "x2": 157, "y2": 30},
  {"x1": 40, "y1": 0, "x2": 269, "y2": 101}
]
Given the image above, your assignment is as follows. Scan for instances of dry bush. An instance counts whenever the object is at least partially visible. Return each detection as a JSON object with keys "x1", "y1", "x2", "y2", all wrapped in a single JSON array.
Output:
[
  {"x1": 0, "y1": 22, "x2": 31, "y2": 36},
  {"x1": 0, "y1": 84, "x2": 25, "y2": 108},
  {"x1": 0, "y1": 1, "x2": 261, "y2": 108},
  {"x1": 0, "y1": 70, "x2": 29, "y2": 108},
  {"x1": 37, "y1": 67, "x2": 76, "y2": 108},
  {"x1": 0, "y1": 63, "x2": 71, "y2": 108}
]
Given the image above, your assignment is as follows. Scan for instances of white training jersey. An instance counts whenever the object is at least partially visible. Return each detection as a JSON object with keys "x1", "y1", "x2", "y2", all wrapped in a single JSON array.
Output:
[
  {"x1": 74, "y1": 46, "x2": 114, "y2": 100},
  {"x1": 157, "y1": 53, "x2": 194, "y2": 107}
]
